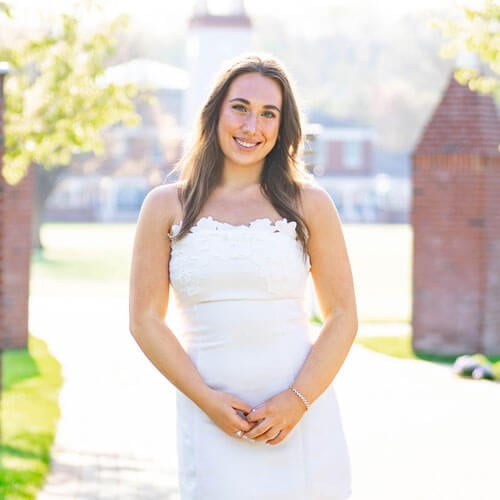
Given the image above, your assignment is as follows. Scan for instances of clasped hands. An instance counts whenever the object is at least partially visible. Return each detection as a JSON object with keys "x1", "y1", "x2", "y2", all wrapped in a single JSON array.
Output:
[{"x1": 205, "y1": 388, "x2": 307, "y2": 446}]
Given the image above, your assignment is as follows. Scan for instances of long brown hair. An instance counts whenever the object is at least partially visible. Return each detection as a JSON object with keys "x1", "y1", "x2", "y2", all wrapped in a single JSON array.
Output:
[{"x1": 174, "y1": 54, "x2": 310, "y2": 253}]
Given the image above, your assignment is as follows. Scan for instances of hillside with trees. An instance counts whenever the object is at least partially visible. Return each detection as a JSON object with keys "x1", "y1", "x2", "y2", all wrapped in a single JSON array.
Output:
[{"x1": 106, "y1": 6, "x2": 455, "y2": 154}]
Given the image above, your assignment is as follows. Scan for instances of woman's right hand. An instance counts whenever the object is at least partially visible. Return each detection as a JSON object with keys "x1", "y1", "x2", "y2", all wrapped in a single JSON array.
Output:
[{"x1": 202, "y1": 389, "x2": 256, "y2": 438}]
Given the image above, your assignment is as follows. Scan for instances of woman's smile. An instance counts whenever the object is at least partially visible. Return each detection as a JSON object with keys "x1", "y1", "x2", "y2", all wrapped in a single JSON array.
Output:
[{"x1": 233, "y1": 137, "x2": 262, "y2": 150}]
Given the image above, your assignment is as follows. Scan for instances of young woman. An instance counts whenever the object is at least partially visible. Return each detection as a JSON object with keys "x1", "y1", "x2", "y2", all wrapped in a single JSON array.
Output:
[{"x1": 129, "y1": 55, "x2": 357, "y2": 499}]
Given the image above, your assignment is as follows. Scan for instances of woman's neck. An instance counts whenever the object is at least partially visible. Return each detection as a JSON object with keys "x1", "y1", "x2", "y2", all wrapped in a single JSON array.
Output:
[{"x1": 220, "y1": 163, "x2": 263, "y2": 190}]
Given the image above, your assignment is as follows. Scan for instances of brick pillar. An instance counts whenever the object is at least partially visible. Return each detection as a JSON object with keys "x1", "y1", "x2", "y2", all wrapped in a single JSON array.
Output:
[
  {"x1": 0, "y1": 62, "x2": 33, "y2": 351},
  {"x1": 483, "y1": 156, "x2": 500, "y2": 353},
  {"x1": 412, "y1": 76, "x2": 500, "y2": 356},
  {"x1": 0, "y1": 62, "x2": 8, "y2": 441},
  {"x1": 0, "y1": 171, "x2": 33, "y2": 350}
]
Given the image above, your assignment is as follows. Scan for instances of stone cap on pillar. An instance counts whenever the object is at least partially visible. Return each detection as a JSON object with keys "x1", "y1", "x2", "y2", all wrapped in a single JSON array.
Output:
[
  {"x1": 0, "y1": 61, "x2": 10, "y2": 75},
  {"x1": 414, "y1": 73, "x2": 500, "y2": 157}
]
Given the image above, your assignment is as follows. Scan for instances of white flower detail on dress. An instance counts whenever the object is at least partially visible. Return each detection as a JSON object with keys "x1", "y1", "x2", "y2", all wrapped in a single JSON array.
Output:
[
  {"x1": 248, "y1": 218, "x2": 273, "y2": 232},
  {"x1": 169, "y1": 215, "x2": 309, "y2": 305},
  {"x1": 190, "y1": 216, "x2": 217, "y2": 233},
  {"x1": 274, "y1": 219, "x2": 297, "y2": 238},
  {"x1": 170, "y1": 216, "x2": 298, "y2": 237},
  {"x1": 169, "y1": 222, "x2": 181, "y2": 239}
]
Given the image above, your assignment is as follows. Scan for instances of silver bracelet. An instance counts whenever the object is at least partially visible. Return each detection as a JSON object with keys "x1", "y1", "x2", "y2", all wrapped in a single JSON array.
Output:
[{"x1": 289, "y1": 386, "x2": 310, "y2": 411}]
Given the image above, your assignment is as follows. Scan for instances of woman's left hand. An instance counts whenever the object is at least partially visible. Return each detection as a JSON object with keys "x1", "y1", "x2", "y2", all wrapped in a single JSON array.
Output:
[{"x1": 243, "y1": 389, "x2": 307, "y2": 445}]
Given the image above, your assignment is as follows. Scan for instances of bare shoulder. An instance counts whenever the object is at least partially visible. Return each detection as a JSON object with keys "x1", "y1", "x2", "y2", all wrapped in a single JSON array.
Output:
[
  {"x1": 142, "y1": 182, "x2": 181, "y2": 212},
  {"x1": 138, "y1": 182, "x2": 182, "y2": 231},
  {"x1": 299, "y1": 182, "x2": 339, "y2": 230}
]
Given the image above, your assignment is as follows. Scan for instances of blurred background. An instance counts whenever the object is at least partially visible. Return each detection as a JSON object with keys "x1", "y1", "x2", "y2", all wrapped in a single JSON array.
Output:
[
  {"x1": 2, "y1": 0, "x2": 466, "y2": 227},
  {"x1": 1, "y1": 1, "x2": 499, "y2": 499}
]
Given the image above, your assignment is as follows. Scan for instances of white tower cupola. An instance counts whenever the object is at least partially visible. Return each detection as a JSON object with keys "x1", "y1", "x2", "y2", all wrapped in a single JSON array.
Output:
[{"x1": 183, "y1": 0, "x2": 252, "y2": 132}]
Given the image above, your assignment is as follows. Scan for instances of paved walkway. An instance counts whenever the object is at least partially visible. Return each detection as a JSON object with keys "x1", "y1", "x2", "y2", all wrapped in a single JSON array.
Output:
[{"x1": 32, "y1": 297, "x2": 500, "y2": 500}]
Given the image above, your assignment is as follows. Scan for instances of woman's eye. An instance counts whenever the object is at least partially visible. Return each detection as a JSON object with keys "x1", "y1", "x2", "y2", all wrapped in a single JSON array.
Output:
[
  {"x1": 262, "y1": 110, "x2": 276, "y2": 119},
  {"x1": 232, "y1": 104, "x2": 247, "y2": 112}
]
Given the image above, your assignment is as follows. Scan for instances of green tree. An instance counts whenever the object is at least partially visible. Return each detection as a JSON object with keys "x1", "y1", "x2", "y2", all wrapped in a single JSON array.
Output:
[
  {"x1": 439, "y1": 0, "x2": 500, "y2": 98},
  {"x1": 0, "y1": 4, "x2": 139, "y2": 247},
  {"x1": 0, "y1": 2, "x2": 11, "y2": 17}
]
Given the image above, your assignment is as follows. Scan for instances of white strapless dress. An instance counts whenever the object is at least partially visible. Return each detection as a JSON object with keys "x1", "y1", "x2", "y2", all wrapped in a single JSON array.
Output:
[{"x1": 169, "y1": 216, "x2": 351, "y2": 500}]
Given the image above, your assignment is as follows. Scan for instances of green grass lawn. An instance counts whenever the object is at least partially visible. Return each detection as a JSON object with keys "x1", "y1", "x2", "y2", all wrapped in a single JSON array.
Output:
[
  {"x1": 32, "y1": 222, "x2": 413, "y2": 323},
  {"x1": 0, "y1": 337, "x2": 62, "y2": 500},
  {"x1": 344, "y1": 224, "x2": 412, "y2": 323},
  {"x1": 31, "y1": 223, "x2": 135, "y2": 298},
  {"x1": 356, "y1": 334, "x2": 500, "y2": 379},
  {"x1": 358, "y1": 333, "x2": 500, "y2": 363}
]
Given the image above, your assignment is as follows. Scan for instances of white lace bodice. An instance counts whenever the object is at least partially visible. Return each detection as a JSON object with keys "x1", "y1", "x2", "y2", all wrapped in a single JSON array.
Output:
[{"x1": 169, "y1": 216, "x2": 310, "y2": 307}]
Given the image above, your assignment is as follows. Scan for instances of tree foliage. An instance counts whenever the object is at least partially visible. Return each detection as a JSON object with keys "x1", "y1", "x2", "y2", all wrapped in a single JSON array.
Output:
[
  {"x1": 0, "y1": 2, "x2": 11, "y2": 18},
  {"x1": 439, "y1": 0, "x2": 500, "y2": 98},
  {"x1": 0, "y1": 5, "x2": 139, "y2": 184},
  {"x1": 254, "y1": 11, "x2": 452, "y2": 152}
]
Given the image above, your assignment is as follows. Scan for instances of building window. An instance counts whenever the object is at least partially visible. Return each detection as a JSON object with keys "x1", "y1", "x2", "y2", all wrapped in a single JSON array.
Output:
[{"x1": 342, "y1": 141, "x2": 363, "y2": 169}]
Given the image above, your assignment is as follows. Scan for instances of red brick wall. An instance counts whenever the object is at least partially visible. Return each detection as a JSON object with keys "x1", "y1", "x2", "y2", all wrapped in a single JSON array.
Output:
[
  {"x1": 0, "y1": 71, "x2": 5, "y2": 356},
  {"x1": 0, "y1": 171, "x2": 33, "y2": 349},
  {"x1": 0, "y1": 71, "x2": 33, "y2": 350},
  {"x1": 412, "y1": 74, "x2": 500, "y2": 356},
  {"x1": 412, "y1": 155, "x2": 488, "y2": 355},
  {"x1": 324, "y1": 139, "x2": 372, "y2": 175},
  {"x1": 325, "y1": 141, "x2": 342, "y2": 173},
  {"x1": 483, "y1": 157, "x2": 500, "y2": 353}
]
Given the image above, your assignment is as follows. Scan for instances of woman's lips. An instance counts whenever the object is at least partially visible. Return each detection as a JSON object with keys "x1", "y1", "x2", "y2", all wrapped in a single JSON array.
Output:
[{"x1": 234, "y1": 137, "x2": 261, "y2": 149}]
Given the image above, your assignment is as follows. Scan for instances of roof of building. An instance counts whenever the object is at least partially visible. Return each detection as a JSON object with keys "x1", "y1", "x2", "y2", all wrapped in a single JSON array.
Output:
[
  {"x1": 190, "y1": 0, "x2": 251, "y2": 28},
  {"x1": 307, "y1": 110, "x2": 369, "y2": 129},
  {"x1": 102, "y1": 59, "x2": 189, "y2": 91},
  {"x1": 414, "y1": 74, "x2": 500, "y2": 156},
  {"x1": 189, "y1": 14, "x2": 251, "y2": 28}
]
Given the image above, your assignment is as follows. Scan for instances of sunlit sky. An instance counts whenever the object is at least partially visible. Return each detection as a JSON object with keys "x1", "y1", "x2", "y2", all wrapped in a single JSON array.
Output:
[{"x1": 8, "y1": 0, "x2": 476, "y2": 39}]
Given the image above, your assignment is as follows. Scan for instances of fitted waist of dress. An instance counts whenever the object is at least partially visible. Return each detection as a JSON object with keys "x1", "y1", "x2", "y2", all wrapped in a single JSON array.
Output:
[
  {"x1": 177, "y1": 297, "x2": 308, "y2": 326},
  {"x1": 176, "y1": 297, "x2": 314, "y2": 403},
  {"x1": 175, "y1": 298, "x2": 312, "y2": 350}
]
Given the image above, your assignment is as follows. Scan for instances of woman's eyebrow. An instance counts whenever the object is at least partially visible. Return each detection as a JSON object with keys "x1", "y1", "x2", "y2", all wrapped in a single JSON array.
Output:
[{"x1": 228, "y1": 97, "x2": 281, "y2": 113}]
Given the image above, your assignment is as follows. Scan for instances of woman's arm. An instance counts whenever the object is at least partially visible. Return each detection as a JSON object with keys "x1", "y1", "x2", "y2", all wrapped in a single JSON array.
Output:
[
  {"x1": 290, "y1": 184, "x2": 358, "y2": 401},
  {"x1": 245, "y1": 184, "x2": 358, "y2": 444},
  {"x1": 129, "y1": 184, "x2": 254, "y2": 436}
]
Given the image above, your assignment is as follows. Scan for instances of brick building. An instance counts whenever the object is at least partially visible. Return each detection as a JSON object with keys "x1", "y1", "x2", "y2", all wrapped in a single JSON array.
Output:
[
  {"x1": 45, "y1": 58, "x2": 186, "y2": 222},
  {"x1": 305, "y1": 112, "x2": 410, "y2": 223},
  {"x1": 412, "y1": 74, "x2": 500, "y2": 356},
  {"x1": 0, "y1": 63, "x2": 33, "y2": 354}
]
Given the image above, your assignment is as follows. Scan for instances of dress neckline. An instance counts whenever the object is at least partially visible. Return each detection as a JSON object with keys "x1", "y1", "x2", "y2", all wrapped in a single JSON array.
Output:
[
  {"x1": 169, "y1": 216, "x2": 297, "y2": 238},
  {"x1": 195, "y1": 215, "x2": 287, "y2": 228}
]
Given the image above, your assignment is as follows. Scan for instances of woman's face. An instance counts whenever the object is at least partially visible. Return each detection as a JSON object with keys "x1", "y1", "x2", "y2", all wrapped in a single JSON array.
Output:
[{"x1": 217, "y1": 72, "x2": 282, "y2": 171}]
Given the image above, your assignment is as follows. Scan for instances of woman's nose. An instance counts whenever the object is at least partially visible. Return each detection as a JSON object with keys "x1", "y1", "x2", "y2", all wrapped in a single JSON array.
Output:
[{"x1": 242, "y1": 113, "x2": 257, "y2": 133}]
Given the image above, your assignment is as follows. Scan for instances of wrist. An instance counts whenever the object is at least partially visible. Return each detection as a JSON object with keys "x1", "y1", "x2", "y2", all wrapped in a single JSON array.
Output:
[
  {"x1": 289, "y1": 385, "x2": 311, "y2": 411},
  {"x1": 193, "y1": 385, "x2": 217, "y2": 413}
]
